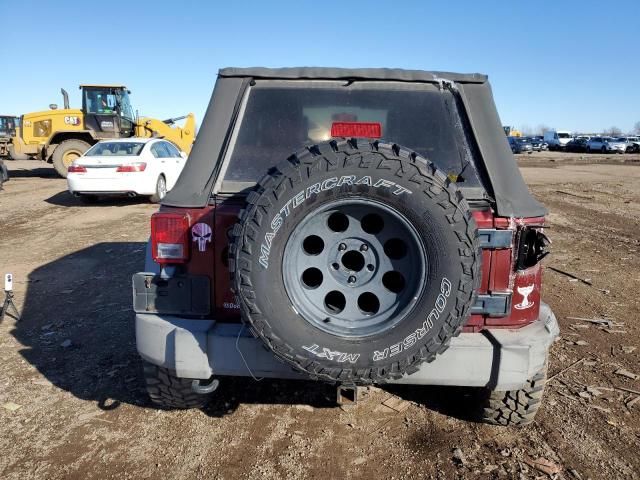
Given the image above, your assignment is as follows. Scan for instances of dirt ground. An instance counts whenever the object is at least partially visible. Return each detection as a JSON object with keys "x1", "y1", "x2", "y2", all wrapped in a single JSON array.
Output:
[{"x1": 0, "y1": 152, "x2": 639, "y2": 479}]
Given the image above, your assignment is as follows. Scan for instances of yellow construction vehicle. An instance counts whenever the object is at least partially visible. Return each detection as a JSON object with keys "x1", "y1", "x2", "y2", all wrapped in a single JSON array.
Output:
[
  {"x1": 503, "y1": 126, "x2": 522, "y2": 137},
  {"x1": 0, "y1": 115, "x2": 20, "y2": 157},
  {"x1": 7, "y1": 85, "x2": 195, "y2": 177}
]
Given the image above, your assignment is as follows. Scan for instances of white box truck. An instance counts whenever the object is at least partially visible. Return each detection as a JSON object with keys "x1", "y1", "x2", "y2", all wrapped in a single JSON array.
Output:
[{"x1": 544, "y1": 130, "x2": 572, "y2": 151}]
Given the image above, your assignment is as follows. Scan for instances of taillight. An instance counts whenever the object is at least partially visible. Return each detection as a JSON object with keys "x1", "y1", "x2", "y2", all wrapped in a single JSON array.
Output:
[
  {"x1": 331, "y1": 122, "x2": 382, "y2": 138},
  {"x1": 151, "y1": 212, "x2": 190, "y2": 263},
  {"x1": 116, "y1": 162, "x2": 147, "y2": 172},
  {"x1": 68, "y1": 165, "x2": 87, "y2": 173}
]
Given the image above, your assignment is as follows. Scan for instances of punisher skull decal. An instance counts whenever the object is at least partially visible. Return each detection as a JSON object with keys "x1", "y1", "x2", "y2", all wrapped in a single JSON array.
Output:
[{"x1": 191, "y1": 222, "x2": 212, "y2": 252}]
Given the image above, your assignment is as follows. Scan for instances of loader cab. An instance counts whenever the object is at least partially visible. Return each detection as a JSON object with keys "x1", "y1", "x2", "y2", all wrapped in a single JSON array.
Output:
[
  {"x1": 81, "y1": 85, "x2": 135, "y2": 139},
  {"x1": 0, "y1": 116, "x2": 19, "y2": 138}
]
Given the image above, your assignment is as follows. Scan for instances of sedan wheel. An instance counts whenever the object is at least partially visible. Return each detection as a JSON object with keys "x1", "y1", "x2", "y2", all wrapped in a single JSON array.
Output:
[{"x1": 150, "y1": 175, "x2": 167, "y2": 203}]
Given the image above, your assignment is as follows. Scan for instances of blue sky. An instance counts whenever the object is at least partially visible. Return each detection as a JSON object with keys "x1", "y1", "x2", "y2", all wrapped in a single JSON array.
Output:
[{"x1": 1, "y1": 0, "x2": 639, "y2": 133}]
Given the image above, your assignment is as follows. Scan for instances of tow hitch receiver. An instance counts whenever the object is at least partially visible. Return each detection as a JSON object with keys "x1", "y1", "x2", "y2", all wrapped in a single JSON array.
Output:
[
  {"x1": 337, "y1": 384, "x2": 359, "y2": 406},
  {"x1": 192, "y1": 377, "x2": 220, "y2": 395}
]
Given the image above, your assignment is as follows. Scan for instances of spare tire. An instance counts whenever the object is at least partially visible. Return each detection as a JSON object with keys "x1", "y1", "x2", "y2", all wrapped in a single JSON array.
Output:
[{"x1": 229, "y1": 139, "x2": 480, "y2": 384}]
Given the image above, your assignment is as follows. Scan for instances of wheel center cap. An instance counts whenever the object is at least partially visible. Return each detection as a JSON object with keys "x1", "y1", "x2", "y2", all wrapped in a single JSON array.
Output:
[{"x1": 329, "y1": 237, "x2": 377, "y2": 286}]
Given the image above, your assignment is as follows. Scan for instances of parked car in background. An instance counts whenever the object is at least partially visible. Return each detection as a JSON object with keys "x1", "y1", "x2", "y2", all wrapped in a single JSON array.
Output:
[
  {"x1": 586, "y1": 136, "x2": 626, "y2": 154},
  {"x1": 0, "y1": 160, "x2": 8, "y2": 189},
  {"x1": 508, "y1": 136, "x2": 533, "y2": 153},
  {"x1": 616, "y1": 137, "x2": 640, "y2": 153},
  {"x1": 532, "y1": 136, "x2": 549, "y2": 150},
  {"x1": 527, "y1": 137, "x2": 546, "y2": 151},
  {"x1": 543, "y1": 130, "x2": 572, "y2": 150},
  {"x1": 565, "y1": 137, "x2": 588, "y2": 153},
  {"x1": 66, "y1": 138, "x2": 187, "y2": 203},
  {"x1": 628, "y1": 137, "x2": 640, "y2": 153}
]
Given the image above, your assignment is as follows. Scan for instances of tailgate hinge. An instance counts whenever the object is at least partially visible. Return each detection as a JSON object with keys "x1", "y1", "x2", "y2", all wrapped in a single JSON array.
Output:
[
  {"x1": 471, "y1": 293, "x2": 511, "y2": 317},
  {"x1": 478, "y1": 229, "x2": 513, "y2": 249}
]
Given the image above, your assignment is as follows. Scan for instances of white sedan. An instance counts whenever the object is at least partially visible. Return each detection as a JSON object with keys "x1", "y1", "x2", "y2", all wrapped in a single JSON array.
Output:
[{"x1": 67, "y1": 138, "x2": 187, "y2": 203}]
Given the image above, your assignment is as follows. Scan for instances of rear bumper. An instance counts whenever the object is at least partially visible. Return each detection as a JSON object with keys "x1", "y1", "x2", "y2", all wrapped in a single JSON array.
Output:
[
  {"x1": 67, "y1": 174, "x2": 154, "y2": 195},
  {"x1": 135, "y1": 303, "x2": 559, "y2": 391}
]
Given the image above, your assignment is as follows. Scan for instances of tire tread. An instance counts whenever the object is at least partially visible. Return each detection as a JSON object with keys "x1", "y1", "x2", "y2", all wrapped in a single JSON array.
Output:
[
  {"x1": 229, "y1": 139, "x2": 481, "y2": 384},
  {"x1": 142, "y1": 361, "x2": 211, "y2": 410},
  {"x1": 481, "y1": 364, "x2": 548, "y2": 426}
]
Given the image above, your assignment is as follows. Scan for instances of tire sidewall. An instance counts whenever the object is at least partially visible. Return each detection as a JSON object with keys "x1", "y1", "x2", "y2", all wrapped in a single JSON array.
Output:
[
  {"x1": 235, "y1": 146, "x2": 477, "y2": 376},
  {"x1": 150, "y1": 175, "x2": 166, "y2": 203},
  {"x1": 52, "y1": 139, "x2": 90, "y2": 178}
]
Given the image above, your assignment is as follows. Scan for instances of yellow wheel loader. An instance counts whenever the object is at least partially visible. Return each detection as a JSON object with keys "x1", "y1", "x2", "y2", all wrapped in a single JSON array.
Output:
[
  {"x1": 7, "y1": 85, "x2": 195, "y2": 177},
  {"x1": 503, "y1": 126, "x2": 522, "y2": 137},
  {"x1": 0, "y1": 115, "x2": 20, "y2": 158}
]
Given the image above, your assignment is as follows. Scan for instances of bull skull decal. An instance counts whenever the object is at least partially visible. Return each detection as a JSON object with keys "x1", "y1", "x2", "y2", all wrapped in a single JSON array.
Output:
[{"x1": 191, "y1": 222, "x2": 212, "y2": 252}]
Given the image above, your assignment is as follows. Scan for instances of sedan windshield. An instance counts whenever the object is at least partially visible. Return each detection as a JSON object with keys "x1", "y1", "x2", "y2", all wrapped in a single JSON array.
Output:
[{"x1": 85, "y1": 142, "x2": 145, "y2": 156}]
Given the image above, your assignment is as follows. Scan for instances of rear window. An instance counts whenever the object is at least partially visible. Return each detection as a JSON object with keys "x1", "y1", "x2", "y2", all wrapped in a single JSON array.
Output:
[
  {"x1": 85, "y1": 142, "x2": 145, "y2": 156},
  {"x1": 219, "y1": 82, "x2": 484, "y2": 192}
]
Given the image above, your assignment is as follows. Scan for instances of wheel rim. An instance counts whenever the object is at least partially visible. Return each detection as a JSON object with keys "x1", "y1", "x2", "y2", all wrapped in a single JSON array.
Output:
[
  {"x1": 157, "y1": 177, "x2": 167, "y2": 199},
  {"x1": 62, "y1": 149, "x2": 83, "y2": 168},
  {"x1": 282, "y1": 199, "x2": 426, "y2": 338}
]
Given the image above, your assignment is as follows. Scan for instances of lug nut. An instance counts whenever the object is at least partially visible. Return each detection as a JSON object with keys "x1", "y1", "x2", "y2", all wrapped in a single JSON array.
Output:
[
  {"x1": 338, "y1": 243, "x2": 347, "y2": 251},
  {"x1": 348, "y1": 276, "x2": 356, "y2": 284},
  {"x1": 332, "y1": 263, "x2": 340, "y2": 270},
  {"x1": 360, "y1": 244, "x2": 368, "y2": 252},
  {"x1": 367, "y1": 264, "x2": 374, "y2": 272}
]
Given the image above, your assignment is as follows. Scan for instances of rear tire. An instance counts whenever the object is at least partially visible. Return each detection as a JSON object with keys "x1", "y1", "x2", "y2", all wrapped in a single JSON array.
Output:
[
  {"x1": 481, "y1": 364, "x2": 547, "y2": 426},
  {"x1": 52, "y1": 139, "x2": 91, "y2": 178},
  {"x1": 142, "y1": 361, "x2": 214, "y2": 409},
  {"x1": 7, "y1": 145, "x2": 28, "y2": 160},
  {"x1": 0, "y1": 161, "x2": 8, "y2": 183},
  {"x1": 149, "y1": 174, "x2": 167, "y2": 203}
]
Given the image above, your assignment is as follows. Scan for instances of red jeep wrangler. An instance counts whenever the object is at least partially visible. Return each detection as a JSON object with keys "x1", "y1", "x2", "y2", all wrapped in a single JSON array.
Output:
[{"x1": 133, "y1": 67, "x2": 557, "y2": 426}]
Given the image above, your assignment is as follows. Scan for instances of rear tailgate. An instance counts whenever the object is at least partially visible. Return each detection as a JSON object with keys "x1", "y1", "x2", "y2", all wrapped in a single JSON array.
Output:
[{"x1": 212, "y1": 197, "x2": 244, "y2": 320}]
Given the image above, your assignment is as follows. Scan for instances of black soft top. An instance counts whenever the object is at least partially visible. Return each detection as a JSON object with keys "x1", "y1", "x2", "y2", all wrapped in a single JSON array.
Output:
[
  {"x1": 164, "y1": 67, "x2": 546, "y2": 218},
  {"x1": 218, "y1": 67, "x2": 488, "y2": 84}
]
